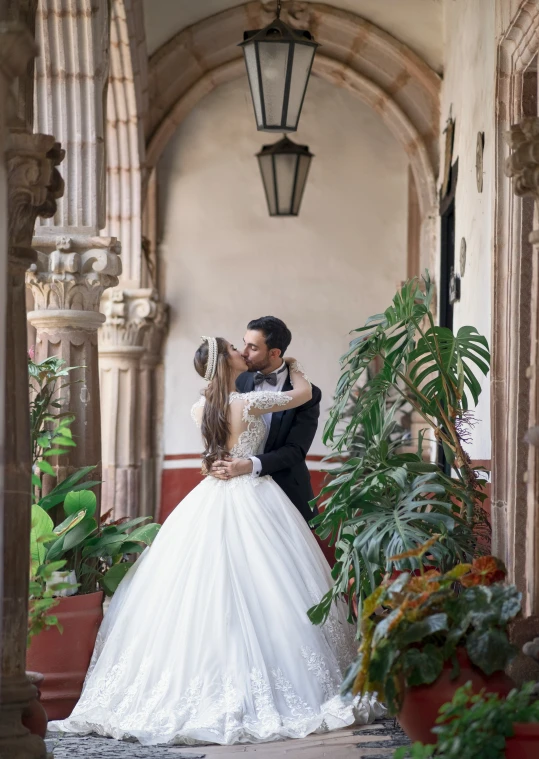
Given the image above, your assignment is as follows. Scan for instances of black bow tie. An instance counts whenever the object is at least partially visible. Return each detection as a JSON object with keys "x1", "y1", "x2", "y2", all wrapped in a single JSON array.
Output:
[{"x1": 254, "y1": 371, "x2": 277, "y2": 386}]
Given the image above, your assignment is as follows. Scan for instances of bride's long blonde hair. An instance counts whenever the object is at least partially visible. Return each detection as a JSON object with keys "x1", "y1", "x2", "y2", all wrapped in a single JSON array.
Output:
[{"x1": 194, "y1": 337, "x2": 232, "y2": 469}]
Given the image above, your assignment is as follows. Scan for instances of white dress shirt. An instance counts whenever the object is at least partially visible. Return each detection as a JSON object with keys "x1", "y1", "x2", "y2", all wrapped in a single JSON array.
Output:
[{"x1": 249, "y1": 361, "x2": 288, "y2": 477}]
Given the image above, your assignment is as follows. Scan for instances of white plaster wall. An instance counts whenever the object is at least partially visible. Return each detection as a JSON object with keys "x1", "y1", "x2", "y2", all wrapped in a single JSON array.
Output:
[
  {"x1": 439, "y1": 0, "x2": 497, "y2": 462},
  {"x1": 158, "y1": 74, "x2": 408, "y2": 456}
]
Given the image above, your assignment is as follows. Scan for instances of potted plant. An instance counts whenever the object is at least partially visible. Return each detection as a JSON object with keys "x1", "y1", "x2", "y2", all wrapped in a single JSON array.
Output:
[
  {"x1": 27, "y1": 490, "x2": 160, "y2": 719},
  {"x1": 394, "y1": 681, "x2": 539, "y2": 759},
  {"x1": 26, "y1": 355, "x2": 161, "y2": 719},
  {"x1": 24, "y1": 551, "x2": 76, "y2": 738},
  {"x1": 343, "y1": 538, "x2": 519, "y2": 744},
  {"x1": 309, "y1": 273, "x2": 490, "y2": 626}
]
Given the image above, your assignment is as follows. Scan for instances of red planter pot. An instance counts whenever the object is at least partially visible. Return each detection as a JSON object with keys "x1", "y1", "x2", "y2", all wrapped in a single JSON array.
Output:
[
  {"x1": 26, "y1": 591, "x2": 103, "y2": 720},
  {"x1": 22, "y1": 671, "x2": 48, "y2": 738},
  {"x1": 398, "y1": 648, "x2": 515, "y2": 744},
  {"x1": 505, "y1": 723, "x2": 539, "y2": 759}
]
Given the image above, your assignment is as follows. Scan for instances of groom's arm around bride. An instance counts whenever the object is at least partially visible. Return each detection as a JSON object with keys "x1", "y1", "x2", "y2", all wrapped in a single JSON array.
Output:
[{"x1": 211, "y1": 316, "x2": 321, "y2": 525}]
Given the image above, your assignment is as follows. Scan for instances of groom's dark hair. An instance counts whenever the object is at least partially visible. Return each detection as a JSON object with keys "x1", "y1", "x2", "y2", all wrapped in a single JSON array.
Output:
[{"x1": 247, "y1": 316, "x2": 292, "y2": 356}]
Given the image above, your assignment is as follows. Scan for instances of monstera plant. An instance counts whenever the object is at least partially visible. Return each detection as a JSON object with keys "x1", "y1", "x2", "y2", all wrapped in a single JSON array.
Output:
[{"x1": 308, "y1": 273, "x2": 491, "y2": 625}]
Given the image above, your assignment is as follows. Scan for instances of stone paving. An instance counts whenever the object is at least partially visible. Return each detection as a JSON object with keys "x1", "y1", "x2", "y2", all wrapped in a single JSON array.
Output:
[{"x1": 46, "y1": 720, "x2": 409, "y2": 759}]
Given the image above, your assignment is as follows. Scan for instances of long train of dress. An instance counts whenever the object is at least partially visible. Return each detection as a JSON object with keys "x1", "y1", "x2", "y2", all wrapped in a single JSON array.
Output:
[{"x1": 49, "y1": 472, "x2": 383, "y2": 745}]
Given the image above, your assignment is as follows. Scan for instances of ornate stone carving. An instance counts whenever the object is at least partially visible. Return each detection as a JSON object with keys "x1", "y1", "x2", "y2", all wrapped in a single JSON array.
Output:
[
  {"x1": 505, "y1": 117, "x2": 539, "y2": 202},
  {"x1": 142, "y1": 296, "x2": 169, "y2": 366},
  {"x1": 0, "y1": 20, "x2": 37, "y2": 131},
  {"x1": 100, "y1": 288, "x2": 159, "y2": 349},
  {"x1": 1, "y1": 27, "x2": 64, "y2": 756},
  {"x1": 6, "y1": 133, "x2": 63, "y2": 251},
  {"x1": 99, "y1": 289, "x2": 169, "y2": 518},
  {"x1": 27, "y1": 235, "x2": 121, "y2": 313}
]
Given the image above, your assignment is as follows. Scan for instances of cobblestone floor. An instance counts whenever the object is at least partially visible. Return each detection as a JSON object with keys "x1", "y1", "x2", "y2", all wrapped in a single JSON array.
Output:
[{"x1": 46, "y1": 719, "x2": 409, "y2": 758}]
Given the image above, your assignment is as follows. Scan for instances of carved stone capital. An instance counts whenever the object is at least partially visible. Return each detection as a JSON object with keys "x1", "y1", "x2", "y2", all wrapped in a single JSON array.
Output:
[
  {"x1": 0, "y1": 21, "x2": 38, "y2": 130},
  {"x1": 505, "y1": 117, "x2": 539, "y2": 200},
  {"x1": 142, "y1": 296, "x2": 169, "y2": 367},
  {"x1": 99, "y1": 288, "x2": 162, "y2": 351},
  {"x1": 27, "y1": 234, "x2": 121, "y2": 315},
  {"x1": 0, "y1": 21, "x2": 37, "y2": 84},
  {"x1": 6, "y1": 132, "x2": 64, "y2": 255}
]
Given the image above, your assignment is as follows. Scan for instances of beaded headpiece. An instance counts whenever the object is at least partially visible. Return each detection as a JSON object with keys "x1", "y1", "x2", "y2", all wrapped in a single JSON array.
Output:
[{"x1": 200, "y1": 336, "x2": 218, "y2": 381}]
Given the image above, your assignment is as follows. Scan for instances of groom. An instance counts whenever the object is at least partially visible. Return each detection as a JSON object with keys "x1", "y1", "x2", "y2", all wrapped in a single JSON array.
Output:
[{"x1": 211, "y1": 316, "x2": 321, "y2": 524}]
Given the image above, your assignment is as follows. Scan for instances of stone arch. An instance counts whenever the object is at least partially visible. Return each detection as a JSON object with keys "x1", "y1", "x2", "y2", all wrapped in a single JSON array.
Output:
[
  {"x1": 492, "y1": 0, "x2": 539, "y2": 613},
  {"x1": 145, "y1": 2, "x2": 440, "y2": 266},
  {"x1": 105, "y1": 0, "x2": 148, "y2": 287}
]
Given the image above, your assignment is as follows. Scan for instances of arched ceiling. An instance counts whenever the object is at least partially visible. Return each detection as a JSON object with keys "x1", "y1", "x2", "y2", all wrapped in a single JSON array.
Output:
[{"x1": 143, "y1": 0, "x2": 443, "y2": 73}]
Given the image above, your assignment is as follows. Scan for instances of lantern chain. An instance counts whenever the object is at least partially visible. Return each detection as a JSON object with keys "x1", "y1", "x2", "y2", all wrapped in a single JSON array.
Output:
[{"x1": 277, "y1": 0, "x2": 281, "y2": 19}]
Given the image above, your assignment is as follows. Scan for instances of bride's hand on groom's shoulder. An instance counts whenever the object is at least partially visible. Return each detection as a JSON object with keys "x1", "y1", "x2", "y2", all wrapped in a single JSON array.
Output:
[{"x1": 284, "y1": 356, "x2": 296, "y2": 366}]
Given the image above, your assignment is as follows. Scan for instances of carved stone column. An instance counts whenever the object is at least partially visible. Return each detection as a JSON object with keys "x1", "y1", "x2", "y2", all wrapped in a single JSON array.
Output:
[
  {"x1": 505, "y1": 117, "x2": 539, "y2": 623},
  {"x1": 27, "y1": 0, "x2": 117, "y2": 499},
  {"x1": 0, "y1": 30, "x2": 64, "y2": 759},
  {"x1": 139, "y1": 298, "x2": 169, "y2": 519},
  {"x1": 99, "y1": 289, "x2": 164, "y2": 519},
  {"x1": 26, "y1": 235, "x2": 121, "y2": 485}
]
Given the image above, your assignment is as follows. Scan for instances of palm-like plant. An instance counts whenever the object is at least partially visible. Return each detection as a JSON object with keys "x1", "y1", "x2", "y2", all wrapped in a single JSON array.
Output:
[{"x1": 308, "y1": 273, "x2": 490, "y2": 627}]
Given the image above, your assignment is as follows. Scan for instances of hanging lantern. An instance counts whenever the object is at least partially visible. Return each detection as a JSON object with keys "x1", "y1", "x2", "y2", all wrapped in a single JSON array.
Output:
[
  {"x1": 239, "y1": 0, "x2": 319, "y2": 133},
  {"x1": 257, "y1": 135, "x2": 313, "y2": 217}
]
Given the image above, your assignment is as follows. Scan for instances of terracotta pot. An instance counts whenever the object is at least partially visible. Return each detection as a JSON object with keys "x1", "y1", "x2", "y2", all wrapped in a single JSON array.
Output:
[
  {"x1": 26, "y1": 591, "x2": 103, "y2": 719},
  {"x1": 398, "y1": 648, "x2": 515, "y2": 744},
  {"x1": 22, "y1": 671, "x2": 48, "y2": 738},
  {"x1": 505, "y1": 723, "x2": 539, "y2": 759}
]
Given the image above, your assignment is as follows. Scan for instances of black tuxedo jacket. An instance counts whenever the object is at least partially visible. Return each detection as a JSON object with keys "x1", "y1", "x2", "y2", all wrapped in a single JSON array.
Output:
[{"x1": 236, "y1": 370, "x2": 321, "y2": 524}]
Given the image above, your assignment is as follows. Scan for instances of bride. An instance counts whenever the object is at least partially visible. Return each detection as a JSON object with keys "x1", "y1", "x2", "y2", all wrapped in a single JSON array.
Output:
[{"x1": 49, "y1": 336, "x2": 382, "y2": 746}]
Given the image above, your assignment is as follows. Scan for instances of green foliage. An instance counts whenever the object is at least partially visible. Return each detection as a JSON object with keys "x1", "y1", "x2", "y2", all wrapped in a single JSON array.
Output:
[
  {"x1": 29, "y1": 355, "x2": 79, "y2": 467},
  {"x1": 346, "y1": 547, "x2": 520, "y2": 715},
  {"x1": 28, "y1": 354, "x2": 161, "y2": 645},
  {"x1": 309, "y1": 274, "x2": 490, "y2": 627},
  {"x1": 394, "y1": 682, "x2": 539, "y2": 759},
  {"x1": 30, "y1": 489, "x2": 160, "y2": 597}
]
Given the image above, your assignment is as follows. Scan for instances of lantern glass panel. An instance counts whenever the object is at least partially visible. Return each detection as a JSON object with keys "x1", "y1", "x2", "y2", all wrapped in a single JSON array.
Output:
[
  {"x1": 292, "y1": 153, "x2": 311, "y2": 214},
  {"x1": 286, "y1": 44, "x2": 316, "y2": 129},
  {"x1": 243, "y1": 44, "x2": 263, "y2": 127},
  {"x1": 258, "y1": 41, "x2": 290, "y2": 127},
  {"x1": 258, "y1": 154, "x2": 277, "y2": 215},
  {"x1": 275, "y1": 153, "x2": 298, "y2": 215}
]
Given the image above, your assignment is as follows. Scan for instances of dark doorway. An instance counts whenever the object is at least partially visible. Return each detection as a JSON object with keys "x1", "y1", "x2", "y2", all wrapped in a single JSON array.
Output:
[
  {"x1": 438, "y1": 160, "x2": 458, "y2": 472},
  {"x1": 439, "y1": 159, "x2": 458, "y2": 331}
]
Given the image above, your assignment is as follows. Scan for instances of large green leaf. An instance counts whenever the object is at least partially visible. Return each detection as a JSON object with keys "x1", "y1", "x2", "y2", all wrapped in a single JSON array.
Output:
[
  {"x1": 64, "y1": 489, "x2": 97, "y2": 517},
  {"x1": 61, "y1": 517, "x2": 98, "y2": 552},
  {"x1": 466, "y1": 628, "x2": 516, "y2": 675},
  {"x1": 398, "y1": 613, "x2": 449, "y2": 646},
  {"x1": 127, "y1": 523, "x2": 160, "y2": 545},
  {"x1": 38, "y1": 480, "x2": 101, "y2": 512},
  {"x1": 46, "y1": 512, "x2": 94, "y2": 560},
  {"x1": 408, "y1": 326, "x2": 490, "y2": 412},
  {"x1": 100, "y1": 562, "x2": 134, "y2": 596},
  {"x1": 404, "y1": 644, "x2": 444, "y2": 687},
  {"x1": 30, "y1": 504, "x2": 54, "y2": 573}
]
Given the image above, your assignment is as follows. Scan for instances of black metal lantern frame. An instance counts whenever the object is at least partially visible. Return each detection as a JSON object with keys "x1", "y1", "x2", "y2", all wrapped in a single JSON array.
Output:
[
  {"x1": 257, "y1": 135, "x2": 313, "y2": 217},
  {"x1": 239, "y1": 0, "x2": 319, "y2": 133}
]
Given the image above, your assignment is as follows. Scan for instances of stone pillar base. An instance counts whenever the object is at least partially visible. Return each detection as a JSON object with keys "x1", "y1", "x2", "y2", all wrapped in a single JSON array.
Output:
[
  {"x1": 507, "y1": 615, "x2": 539, "y2": 685},
  {"x1": 0, "y1": 675, "x2": 47, "y2": 759}
]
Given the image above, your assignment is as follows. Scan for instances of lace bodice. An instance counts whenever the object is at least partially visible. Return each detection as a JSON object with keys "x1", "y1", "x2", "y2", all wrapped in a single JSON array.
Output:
[{"x1": 191, "y1": 391, "x2": 293, "y2": 458}]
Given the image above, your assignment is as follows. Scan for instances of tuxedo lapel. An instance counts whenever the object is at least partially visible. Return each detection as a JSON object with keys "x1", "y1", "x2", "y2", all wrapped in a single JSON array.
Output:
[
  {"x1": 236, "y1": 371, "x2": 255, "y2": 393},
  {"x1": 264, "y1": 373, "x2": 293, "y2": 452}
]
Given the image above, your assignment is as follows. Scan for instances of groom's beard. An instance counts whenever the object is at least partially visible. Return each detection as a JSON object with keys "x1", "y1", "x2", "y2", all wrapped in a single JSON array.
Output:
[{"x1": 244, "y1": 357, "x2": 272, "y2": 374}]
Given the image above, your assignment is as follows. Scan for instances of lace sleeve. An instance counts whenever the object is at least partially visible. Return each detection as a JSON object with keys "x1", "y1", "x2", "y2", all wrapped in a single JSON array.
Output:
[
  {"x1": 289, "y1": 360, "x2": 311, "y2": 388},
  {"x1": 241, "y1": 391, "x2": 293, "y2": 422},
  {"x1": 191, "y1": 397, "x2": 205, "y2": 428}
]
